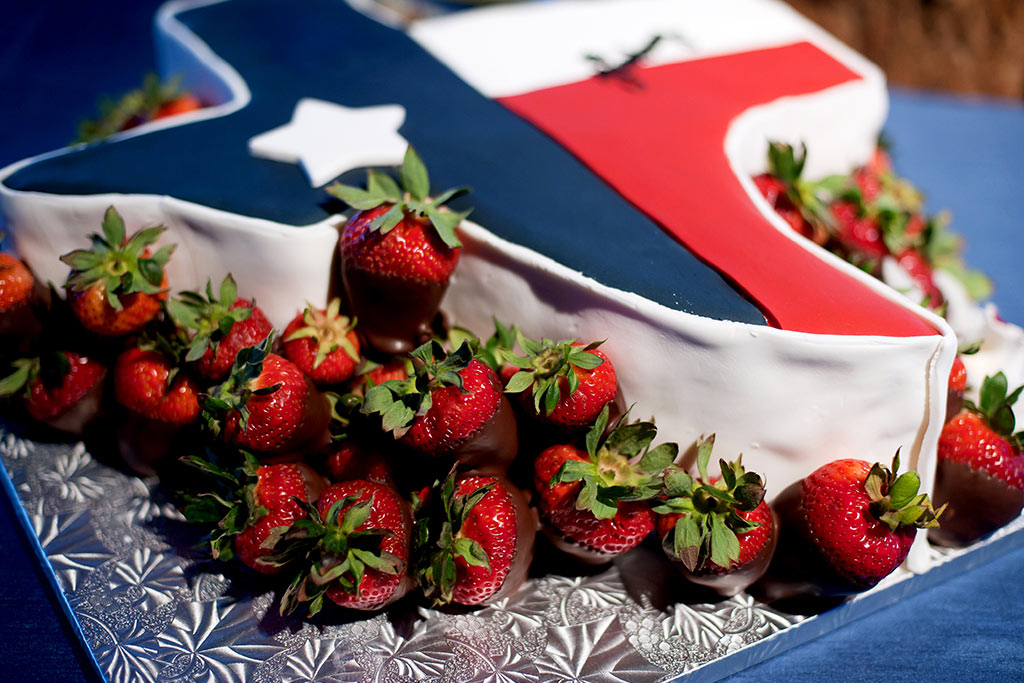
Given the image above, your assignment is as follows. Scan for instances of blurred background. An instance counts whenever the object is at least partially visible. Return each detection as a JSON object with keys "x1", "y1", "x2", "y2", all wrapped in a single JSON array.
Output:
[{"x1": 785, "y1": 0, "x2": 1024, "y2": 99}]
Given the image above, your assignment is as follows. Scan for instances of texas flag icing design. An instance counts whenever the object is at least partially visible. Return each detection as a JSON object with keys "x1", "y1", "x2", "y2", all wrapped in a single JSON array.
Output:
[
  {"x1": 3, "y1": 0, "x2": 934, "y2": 337},
  {"x1": 0, "y1": 0, "x2": 956, "y2": 569}
]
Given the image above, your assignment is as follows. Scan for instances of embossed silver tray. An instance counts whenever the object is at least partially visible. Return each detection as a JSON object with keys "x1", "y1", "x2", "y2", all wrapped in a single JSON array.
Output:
[{"x1": 4, "y1": 427, "x2": 1024, "y2": 682}]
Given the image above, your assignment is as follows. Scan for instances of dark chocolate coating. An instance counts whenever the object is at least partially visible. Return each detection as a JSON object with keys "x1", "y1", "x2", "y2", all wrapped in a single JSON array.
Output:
[
  {"x1": 449, "y1": 393, "x2": 519, "y2": 474},
  {"x1": 928, "y1": 459, "x2": 1024, "y2": 547},
  {"x1": 342, "y1": 263, "x2": 448, "y2": 356},
  {"x1": 671, "y1": 508, "x2": 780, "y2": 598}
]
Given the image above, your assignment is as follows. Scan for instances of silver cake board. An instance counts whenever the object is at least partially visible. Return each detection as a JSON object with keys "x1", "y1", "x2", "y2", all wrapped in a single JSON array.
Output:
[{"x1": 2, "y1": 427, "x2": 1022, "y2": 683}]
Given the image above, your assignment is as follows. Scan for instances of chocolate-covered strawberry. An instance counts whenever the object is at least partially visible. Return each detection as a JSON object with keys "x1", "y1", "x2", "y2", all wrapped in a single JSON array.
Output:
[
  {"x1": 112, "y1": 343, "x2": 201, "y2": 474},
  {"x1": 0, "y1": 350, "x2": 105, "y2": 435},
  {"x1": 168, "y1": 274, "x2": 273, "y2": 381},
  {"x1": 415, "y1": 470, "x2": 537, "y2": 606},
  {"x1": 60, "y1": 206, "x2": 174, "y2": 336},
  {"x1": 756, "y1": 452, "x2": 942, "y2": 602},
  {"x1": 282, "y1": 298, "x2": 360, "y2": 387},
  {"x1": 534, "y1": 405, "x2": 675, "y2": 564},
  {"x1": 653, "y1": 435, "x2": 776, "y2": 597},
  {"x1": 328, "y1": 146, "x2": 470, "y2": 354},
  {"x1": 280, "y1": 480, "x2": 412, "y2": 614},
  {"x1": 930, "y1": 372, "x2": 1024, "y2": 547},
  {"x1": 362, "y1": 340, "x2": 517, "y2": 474},
  {"x1": 204, "y1": 336, "x2": 331, "y2": 460},
  {"x1": 181, "y1": 451, "x2": 325, "y2": 573},
  {"x1": 323, "y1": 440, "x2": 393, "y2": 486},
  {"x1": 503, "y1": 332, "x2": 617, "y2": 432}
]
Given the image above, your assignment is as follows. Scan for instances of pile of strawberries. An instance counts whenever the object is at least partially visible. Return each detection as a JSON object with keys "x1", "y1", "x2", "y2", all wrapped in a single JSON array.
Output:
[
  {"x1": 0, "y1": 145, "x2": 1014, "y2": 619},
  {"x1": 75, "y1": 74, "x2": 202, "y2": 144},
  {"x1": 754, "y1": 142, "x2": 992, "y2": 312}
]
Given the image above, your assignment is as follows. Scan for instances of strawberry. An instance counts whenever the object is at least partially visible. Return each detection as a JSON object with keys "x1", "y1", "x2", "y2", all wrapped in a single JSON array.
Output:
[
  {"x1": 362, "y1": 340, "x2": 518, "y2": 473},
  {"x1": 533, "y1": 406, "x2": 675, "y2": 563},
  {"x1": 113, "y1": 347, "x2": 200, "y2": 425},
  {"x1": 931, "y1": 372, "x2": 1024, "y2": 547},
  {"x1": 752, "y1": 174, "x2": 786, "y2": 206},
  {"x1": 348, "y1": 357, "x2": 412, "y2": 398},
  {"x1": 329, "y1": 146, "x2": 470, "y2": 354},
  {"x1": 60, "y1": 206, "x2": 174, "y2": 336},
  {"x1": 866, "y1": 145, "x2": 893, "y2": 176},
  {"x1": 414, "y1": 470, "x2": 536, "y2": 606},
  {"x1": 946, "y1": 354, "x2": 968, "y2": 422},
  {"x1": 280, "y1": 480, "x2": 412, "y2": 613},
  {"x1": 761, "y1": 140, "x2": 991, "y2": 305},
  {"x1": 181, "y1": 451, "x2": 325, "y2": 574},
  {"x1": 363, "y1": 358, "x2": 410, "y2": 386},
  {"x1": 113, "y1": 337, "x2": 203, "y2": 474},
  {"x1": 204, "y1": 336, "x2": 331, "y2": 459},
  {"x1": 758, "y1": 452, "x2": 941, "y2": 600},
  {"x1": 896, "y1": 247, "x2": 944, "y2": 309},
  {"x1": 0, "y1": 251, "x2": 40, "y2": 347},
  {"x1": 168, "y1": 274, "x2": 273, "y2": 381},
  {"x1": 852, "y1": 166, "x2": 882, "y2": 203},
  {"x1": 154, "y1": 93, "x2": 202, "y2": 120},
  {"x1": 282, "y1": 298, "x2": 360, "y2": 386},
  {"x1": 503, "y1": 332, "x2": 617, "y2": 431},
  {"x1": 752, "y1": 174, "x2": 820, "y2": 242},
  {"x1": 829, "y1": 201, "x2": 887, "y2": 265},
  {"x1": 323, "y1": 440, "x2": 393, "y2": 485},
  {"x1": 653, "y1": 435, "x2": 776, "y2": 597},
  {"x1": 0, "y1": 252, "x2": 34, "y2": 314},
  {"x1": 0, "y1": 350, "x2": 105, "y2": 434}
]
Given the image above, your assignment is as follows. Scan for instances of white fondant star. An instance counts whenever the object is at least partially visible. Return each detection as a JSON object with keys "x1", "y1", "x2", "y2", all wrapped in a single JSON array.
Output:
[{"x1": 248, "y1": 99, "x2": 408, "y2": 187}]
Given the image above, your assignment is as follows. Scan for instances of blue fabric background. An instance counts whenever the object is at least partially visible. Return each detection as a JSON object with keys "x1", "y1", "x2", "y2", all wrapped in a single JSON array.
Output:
[{"x1": 1, "y1": 1, "x2": 1022, "y2": 681}]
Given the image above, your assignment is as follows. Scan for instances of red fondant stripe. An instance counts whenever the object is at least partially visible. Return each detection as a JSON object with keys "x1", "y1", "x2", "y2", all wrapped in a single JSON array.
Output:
[{"x1": 499, "y1": 42, "x2": 937, "y2": 337}]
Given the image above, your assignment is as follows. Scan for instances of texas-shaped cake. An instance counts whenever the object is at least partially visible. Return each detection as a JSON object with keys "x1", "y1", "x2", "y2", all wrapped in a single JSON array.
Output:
[{"x1": 0, "y1": 0, "x2": 958, "y2": 570}]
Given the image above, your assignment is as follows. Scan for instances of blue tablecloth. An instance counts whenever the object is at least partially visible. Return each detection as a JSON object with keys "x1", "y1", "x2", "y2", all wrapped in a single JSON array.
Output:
[{"x1": 1, "y1": 1, "x2": 1022, "y2": 680}]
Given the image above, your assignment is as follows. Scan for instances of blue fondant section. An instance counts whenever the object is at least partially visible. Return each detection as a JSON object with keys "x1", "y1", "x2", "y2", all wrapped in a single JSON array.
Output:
[{"x1": 3, "y1": 0, "x2": 765, "y2": 326}]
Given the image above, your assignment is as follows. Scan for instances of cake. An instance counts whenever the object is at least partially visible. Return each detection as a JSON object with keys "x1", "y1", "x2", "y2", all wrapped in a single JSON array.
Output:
[{"x1": 1, "y1": 0, "x2": 1017, "y2": 576}]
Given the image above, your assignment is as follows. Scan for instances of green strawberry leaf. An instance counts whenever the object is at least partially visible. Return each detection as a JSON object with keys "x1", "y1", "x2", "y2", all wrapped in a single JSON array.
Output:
[
  {"x1": 639, "y1": 442, "x2": 677, "y2": 475},
  {"x1": 709, "y1": 514, "x2": 740, "y2": 568},
  {"x1": 664, "y1": 467, "x2": 694, "y2": 498},
  {"x1": 430, "y1": 186, "x2": 470, "y2": 207},
  {"x1": 980, "y1": 372, "x2": 1008, "y2": 416},
  {"x1": 101, "y1": 206, "x2": 126, "y2": 246},
  {"x1": 504, "y1": 370, "x2": 534, "y2": 394},
  {"x1": 400, "y1": 146, "x2": 430, "y2": 201},
  {"x1": 568, "y1": 351, "x2": 604, "y2": 370},
  {"x1": 673, "y1": 515, "x2": 703, "y2": 572},
  {"x1": 352, "y1": 548, "x2": 401, "y2": 575},
  {"x1": 719, "y1": 458, "x2": 736, "y2": 490},
  {"x1": 369, "y1": 203, "x2": 406, "y2": 234},
  {"x1": 452, "y1": 537, "x2": 490, "y2": 571},
  {"x1": 888, "y1": 471, "x2": 921, "y2": 509},
  {"x1": 992, "y1": 405, "x2": 1016, "y2": 436},
  {"x1": 585, "y1": 404, "x2": 611, "y2": 459},
  {"x1": 426, "y1": 208, "x2": 466, "y2": 249},
  {"x1": 340, "y1": 497, "x2": 372, "y2": 534},
  {"x1": 554, "y1": 459, "x2": 595, "y2": 484},
  {"x1": 695, "y1": 434, "x2": 715, "y2": 483},
  {"x1": 0, "y1": 359, "x2": 35, "y2": 397},
  {"x1": 366, "y1": 169, "x2": 402, "y2": 200},
  {"x1": 326, "y1": 183, "x2": 386, "y2": 210},
  {"x1": 182, "y1": 497, "x2": 226, "y2": 524},
  {"x1": 603, "y1": 420, "x2": 656, "y2": 458}
]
